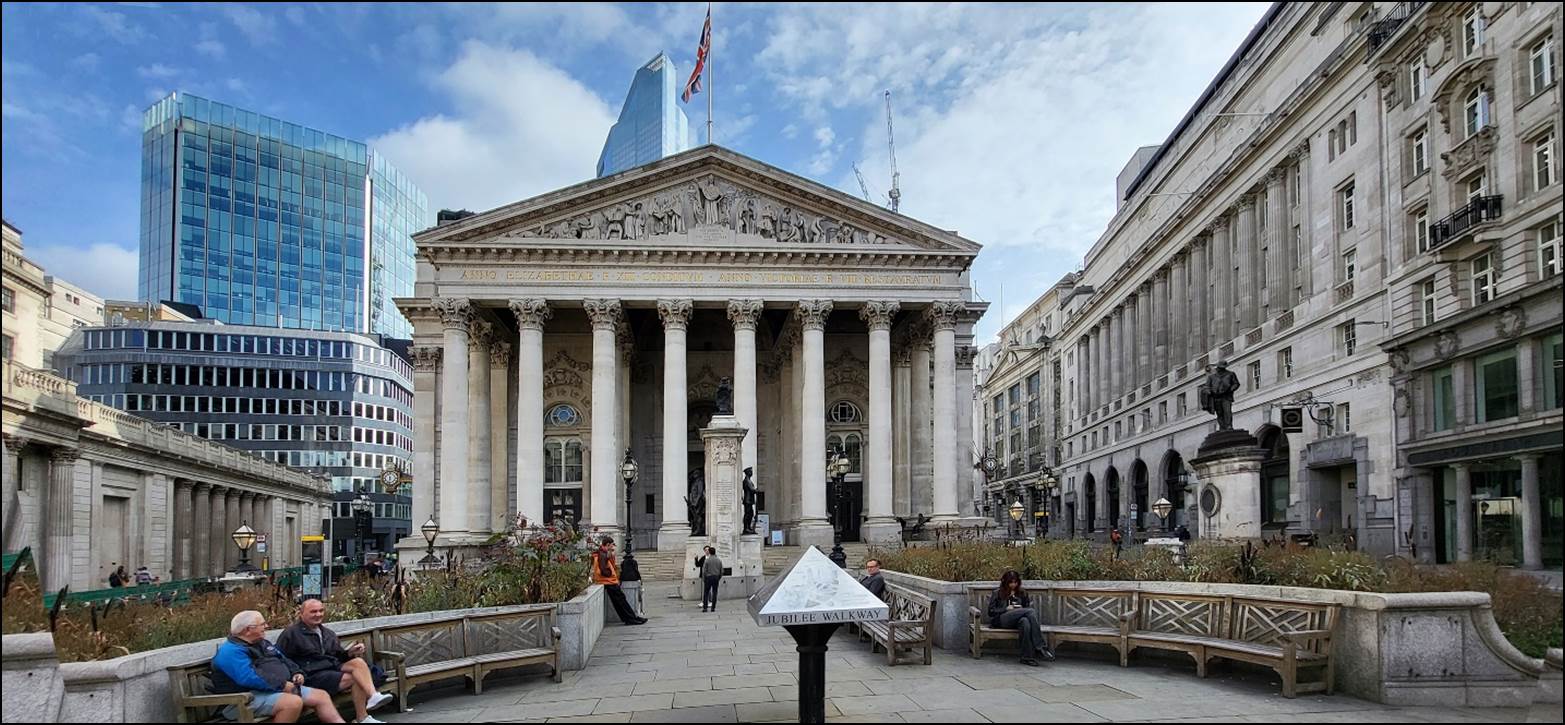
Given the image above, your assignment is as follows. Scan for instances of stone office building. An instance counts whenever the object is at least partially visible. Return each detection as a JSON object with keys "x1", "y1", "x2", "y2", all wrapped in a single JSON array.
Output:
[
  {"x1": 396, "y1": 146, "x2": 986, "y2": 557},
  {"x1": 1054, "y1": 1, "x2": 1561, "y2": 562}
]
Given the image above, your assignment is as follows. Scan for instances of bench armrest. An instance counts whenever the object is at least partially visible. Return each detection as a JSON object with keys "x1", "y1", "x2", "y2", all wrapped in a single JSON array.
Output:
[
  {"x1": 551, "y1": 626, "x2": 562, "y2": 643},
  {"x1": 1119, "y1": 611, "x2": 1136, "y2": 636},
  {"x1": 178, "y1": 691, "x2": 253, "y2": 719},
  {"x1": 1283, "y1": 629, "x2": 1332, "y2": 644},
  {"x1": 968, "y1": 605, "x2": 983, "y2": 620},
  {"x1": 373, "y1": 649, "x2": 405, "y2": 664}
]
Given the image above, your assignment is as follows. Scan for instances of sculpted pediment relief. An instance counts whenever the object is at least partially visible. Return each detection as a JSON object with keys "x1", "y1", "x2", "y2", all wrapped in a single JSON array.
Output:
[{"x1": 498, "y1": 173, "x2": 922, "y2": 250}]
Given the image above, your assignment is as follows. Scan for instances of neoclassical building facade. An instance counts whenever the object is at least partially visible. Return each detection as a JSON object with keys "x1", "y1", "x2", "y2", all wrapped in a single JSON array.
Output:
[{"x1": 397, "y1": 147, "x2": 985, "y2": 554}]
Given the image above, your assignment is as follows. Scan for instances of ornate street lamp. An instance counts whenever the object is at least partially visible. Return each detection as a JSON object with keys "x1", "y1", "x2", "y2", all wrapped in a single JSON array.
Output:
[
  {"x1": 1152, "y1": 497, "x2": 1174, "y2": 530},
  {"x1": 1008, "y1": 499, "x2": 1024, "y2": 543},
  {"x1": 619, "y1": 449, "x2": 641, "y2": 581},
  {"x1": 231, "y1": 522, "x2": 258, "y2": 574},
  {"x1": 828, "y1": 448, "x2": 853, "y2": 568},
  {"x1": 418, "y1": 516, "x2": 440, "y2": 568}
]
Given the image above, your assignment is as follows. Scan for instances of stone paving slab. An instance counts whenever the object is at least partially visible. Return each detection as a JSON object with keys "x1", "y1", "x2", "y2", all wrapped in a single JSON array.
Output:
[{"x1": 373, "y1": 581, "x2": 1542, "y2": 724}]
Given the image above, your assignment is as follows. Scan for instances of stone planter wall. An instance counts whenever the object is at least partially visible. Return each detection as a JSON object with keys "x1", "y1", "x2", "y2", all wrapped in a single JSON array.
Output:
[
  {"x1": 1, "y1": 597, "x2": 600, "y2": 723},
  {"x1": 882, "y1": 571, "x2": 1561, "y2": 708}
]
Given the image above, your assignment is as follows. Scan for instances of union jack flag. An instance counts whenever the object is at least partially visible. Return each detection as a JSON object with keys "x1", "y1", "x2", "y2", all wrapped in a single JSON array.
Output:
[{"x1": 682, "y1": 7, "x2": 711, "y2": 103}]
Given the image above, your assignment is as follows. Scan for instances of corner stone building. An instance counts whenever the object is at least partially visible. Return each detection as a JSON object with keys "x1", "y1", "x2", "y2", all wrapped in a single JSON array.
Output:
[{"x1": 397, "y1": 147, "x2": 986, "y2": 556}]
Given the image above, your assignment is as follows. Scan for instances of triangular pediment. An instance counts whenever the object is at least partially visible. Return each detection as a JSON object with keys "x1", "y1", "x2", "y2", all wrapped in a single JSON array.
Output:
[
  {"x1": 416, "y1": 146, "x2": 980, "y2": 257},
  {"x1": 988, "y1": 343, "x2": 1048, "y2": 384}
]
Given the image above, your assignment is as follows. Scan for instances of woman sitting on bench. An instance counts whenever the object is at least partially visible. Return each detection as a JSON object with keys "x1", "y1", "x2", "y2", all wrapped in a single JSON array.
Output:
[{"x1": 986, "y1": 570, "x2": 1056, "y2": 666}]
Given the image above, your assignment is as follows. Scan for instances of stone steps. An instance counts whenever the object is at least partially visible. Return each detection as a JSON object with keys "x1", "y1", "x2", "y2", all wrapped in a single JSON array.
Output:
[{"x1": 629, "y1": 542, "x2": 874, "y2": 582}]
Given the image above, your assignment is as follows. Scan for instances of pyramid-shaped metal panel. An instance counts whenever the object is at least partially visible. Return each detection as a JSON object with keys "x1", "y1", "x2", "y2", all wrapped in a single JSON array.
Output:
[{"x1": 746, "y1": 546, "x2": 889, "y2": 627}]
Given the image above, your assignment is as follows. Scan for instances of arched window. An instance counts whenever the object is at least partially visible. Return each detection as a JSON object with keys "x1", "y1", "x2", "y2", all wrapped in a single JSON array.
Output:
[
  {"x1": 1259, "y1": 427, "x2": 1291, "y2": 526},
  {"x1": 546, "y1": 404, "x2": 580, "y2": 428},
  {"x1": 1464, "y1": 87, "x2": 1490, "y2": 138},
  {"x1": 826, "y1": 432, "x2": 863, "y2": 475},
  {"x1": 828, "y1": 400, "x2": 862, "y2": 424},
  {"x1": 544, "y1": 438, "x2": 583, "y2": 484}
]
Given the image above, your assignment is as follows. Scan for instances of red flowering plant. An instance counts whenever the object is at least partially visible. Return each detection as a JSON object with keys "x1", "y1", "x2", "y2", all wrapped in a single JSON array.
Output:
[{"x1": 471, "y1": 514, "x2": 591, "y2": 605}]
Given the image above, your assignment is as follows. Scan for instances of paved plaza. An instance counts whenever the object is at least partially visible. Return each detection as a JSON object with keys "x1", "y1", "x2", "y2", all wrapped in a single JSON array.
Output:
[{"x1": 375, "y1": 582, "x2": 1562, "y2": 724}]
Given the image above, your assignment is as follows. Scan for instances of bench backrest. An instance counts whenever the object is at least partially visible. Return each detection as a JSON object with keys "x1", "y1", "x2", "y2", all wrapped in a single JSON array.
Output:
[
  {"x1": 463, "y1": 607, "x2": 556, "y2": 656},
  {"x1": 375, "y1": 619, "x2": 466, "y2": 667},
  {"x1": 1134, "y1": 592, "x2": 1227, "y2": 638},
  {"x1": 1228, "y1": 597, "x2": 1338, "y2": 653},
  {"x1": 168, "y1": 657, "x2": 225, "y2": 723},
  {"x1": 1051, "y1": 588, "x2": 1135, "y2": 629},
  {"x1": 885, "y1": 585, "x2": 934, "y2": 625}
]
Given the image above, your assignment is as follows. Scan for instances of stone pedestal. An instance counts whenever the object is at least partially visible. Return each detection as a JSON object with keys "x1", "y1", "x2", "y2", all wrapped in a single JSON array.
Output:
[
  {"x1": 1190, "y1": 429, "x2": 1265, "y2": 540},
  {"x1": 860, "y1": 521, "x2": 902, "y2": 547},
  {"x1": 397, "y1": 533, "x2": 493, "y2": 577},
  {"x1": 682, "y1": 416, "x2": 764, "y2": 600}
]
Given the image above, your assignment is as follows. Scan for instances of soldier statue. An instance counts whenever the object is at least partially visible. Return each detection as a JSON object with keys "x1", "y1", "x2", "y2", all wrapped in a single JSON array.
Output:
[
  {"x1": 742, "y1": 467, "x2": 758, "y2": 535},
  {"x1": 1201, "y1": 361, "x2": 1241, "y2": 431},
  {"x1": 685, "y1": 469, "x2": 707, "y2": 536}
]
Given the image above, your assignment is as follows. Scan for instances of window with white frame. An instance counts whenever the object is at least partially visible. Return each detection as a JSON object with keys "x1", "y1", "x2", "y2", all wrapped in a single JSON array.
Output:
[
  {"x1": 1464, "y1": 88, "x2": 1490, "y2": 138},
  {"x1": 544, "y1": 438, "x2": 583, "y2": 485},
  {"x1": 1421, "y1": 277, "x2": 1438, "y2": 325},
  {"x1": 1463, "y1": 7, "x2": 1485, "y2": 57},
  {"x1": 1292, "y1": 226, "x2": 1303, "y2": 268},
  {"x1": 1534, "y1": 131, "x2": 1556, "y2": 191},
  {"x1": 1413, "y1": 207, "x2": 1431, "y2": 253},
  {"x1": 1337, "y1": 403, "x2": 1352, "y2": 433},
  {"x1": 1411, "y1": 128, "x2": 1428, "y2": 176},
  {"x1": 1340, "y1": 183, "x2": 1355, "y2": 230},
  {"x1": 1339, "y1": 322, "x2": 1357, "y2": 356},
  {"x1": 1248, "y1": 361, "x2": 1262, "y2": 391},
  {"x1": 1532, "y1": 36, "x2": 1556, "y2": 96},
  {"x1": 1471, "y1": 251, "x2": 1497, "y2": 304},
  {"x1": 829, "y1": 400, "x2": 863, "y2": 424},
  {"x1": 1409, "y1": 61, "x2": 1427, "y2": 101},
  {"x1": 1466, "y1": 173, "x2": 1488, "y2": 202},
  {"x1": 1540, "y1": 221, "x2": 1561, "y2": 278},
  {"x1": 1290, "y1": 165, "x2": 1302, "y2": 207},
  {"x1": 1342, "y1": 249, "x2": 1357, "y2": 283},
  {"x1": 1278, "y1": 347, "x2": 1294, "y2": 379}
]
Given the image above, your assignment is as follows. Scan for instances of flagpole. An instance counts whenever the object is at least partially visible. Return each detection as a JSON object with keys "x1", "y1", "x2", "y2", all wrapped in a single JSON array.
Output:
[{"x1": 706, "y1": 1, "x2": 714, "y2": 145}]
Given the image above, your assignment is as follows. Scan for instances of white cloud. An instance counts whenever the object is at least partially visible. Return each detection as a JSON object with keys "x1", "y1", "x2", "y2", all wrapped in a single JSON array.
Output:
[
  {"x1": 136, "y1": 63, "x2": 181, "y2": 79},
  {"x1": 369, "y1": 41, "x2": 616, "y2": 214},
  {"x1": 285, "y1": 6, "x2": 306, "y2": 27},
  {"x1": 813, "y1": 126, "x2": 835, "y2": 148},
  {"x1": 70, "y1": 53, "x2": 101, "y2": 71},
  {"x1": 781, "y1": 123, "x2": 799, "y2": 140},
  {"x1": 222, "y1": 6, "x2": 277, "y2": 44},
  {"x1": 30, "y1": 243, "x2": 139, "y2": 301},
  {"x1": 225, "y1": 78, "x2": 247, "y2": 93},
  {"x1": 77, "y1": 6, "x2": 146, "y2": 44},
  {"x1": 195, "y1": 39, "x2": 227, "y2": 59},
  {"x1": 121, "y1": 103, "x2": 142, "y2": 132}
]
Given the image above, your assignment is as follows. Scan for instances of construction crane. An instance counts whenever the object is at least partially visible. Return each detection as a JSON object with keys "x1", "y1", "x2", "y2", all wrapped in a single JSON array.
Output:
[
  {"x1": 852, "y1": 163, "x2": 873, "y2": 203},
  {"x1": 884, "y1": 90, "x2": 901, "y2": 213}
]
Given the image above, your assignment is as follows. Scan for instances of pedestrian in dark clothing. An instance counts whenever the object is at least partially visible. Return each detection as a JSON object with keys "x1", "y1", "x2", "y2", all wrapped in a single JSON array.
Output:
[
  {"x1": 1110, "y1": 528, "x2": 1124, "y2": 559},
  {"x1": 108, "y1": 564, "x2": 127, "y2": 588},
  {"x1": 211, "y1": 610, "x2": 345, "y2": 723},
  {"x1": 591, "y1": 537, "x2": 646, "y2": 625},
  {"x1": 1176, "y1": 525, "x2": 1192, "y2": 543},
  {"x1": 696, "y1": 546, "x2": 723, "y2": 612},
  {"x1": 276, "y1": 597, "x2": 392, "y2": 723},
  {"x1": 860, "y1": 559, "x2": 886, "y2": 600},
  {"x1": 986, "y1": 570, "x2": 1055, "y2": 666}
]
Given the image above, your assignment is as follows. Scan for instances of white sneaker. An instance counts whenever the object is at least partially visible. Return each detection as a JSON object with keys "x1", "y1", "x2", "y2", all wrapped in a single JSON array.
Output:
[
  {"x1": 366, "y1": 692, "x2": 393, "y2": 712},
  {"x1": 357, "y1": 716, "x2": 385, "y2": 724}
]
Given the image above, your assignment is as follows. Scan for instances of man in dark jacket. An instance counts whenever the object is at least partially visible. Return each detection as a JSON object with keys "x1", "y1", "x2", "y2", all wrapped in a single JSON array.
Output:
[
  {"x1": 859, "y1": 559, "x2": 886, "y2": 600},
  {"x1": 277, "y1": 598, "x2": 392, "y2": 723},
  {"x1": 210, "y1": 610, "x2": 345, "y2": 723},
  {"x1": 695, "y1": 546, "x2": 723, "y2": 612}
]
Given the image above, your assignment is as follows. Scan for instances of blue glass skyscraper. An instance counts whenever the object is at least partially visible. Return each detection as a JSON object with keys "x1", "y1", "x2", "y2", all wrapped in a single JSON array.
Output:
[
  {"x1": 596, "y1": 54, "x2": 695, "y2": 178},
  {"x1": 139, "y1": 93, "x2": 425, "y2": 339}
]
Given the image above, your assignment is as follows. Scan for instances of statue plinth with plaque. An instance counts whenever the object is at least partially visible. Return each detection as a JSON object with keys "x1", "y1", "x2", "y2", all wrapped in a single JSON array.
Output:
[
  {"x1": 681, "y1": 414, "x2": 764, "y2": 600},
  {"x1": 747, "y1": 546, "x2": 889, "y2": 723},
  {"x1": 1189, "y1": 361, "x2": 1265, "y2": 539}
]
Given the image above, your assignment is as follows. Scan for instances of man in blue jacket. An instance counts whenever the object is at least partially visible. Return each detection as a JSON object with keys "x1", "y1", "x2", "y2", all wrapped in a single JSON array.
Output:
[{"x1": 210, "y1": 610, "x2": 345, "y2": 723}]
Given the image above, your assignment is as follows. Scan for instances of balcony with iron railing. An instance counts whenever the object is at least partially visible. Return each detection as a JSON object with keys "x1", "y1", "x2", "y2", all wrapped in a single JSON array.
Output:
[
  {"x1": 1430, "y1": 195, "x2": 1503, "y2": 250},
  {"x1": 1367, "y1": 2, "x2": 1428, "y2": 54}
]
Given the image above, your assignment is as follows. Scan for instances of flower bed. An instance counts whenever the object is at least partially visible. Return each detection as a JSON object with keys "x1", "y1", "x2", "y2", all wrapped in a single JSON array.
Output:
[
  {"x1": 871, "y1": 540, "x2": 1562, "y2": 657},
  {"x1": 47, "y1": 520, "x2": 591, "y2": 662}
]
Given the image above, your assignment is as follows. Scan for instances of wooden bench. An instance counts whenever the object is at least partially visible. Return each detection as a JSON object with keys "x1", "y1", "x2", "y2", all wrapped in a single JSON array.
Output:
[
  {"x1": 964, "y1": 584, "x2": 1339, "y2": 698},
  {"x1": 168, "y1": 631, "x2": 402, "y2": 723},
  {"x1": 857, "y1": 585, "x2": 934, "y2": 666},
  {"x1": 967, "y1": 585, "x2": 1132, "y2": 664},
  {"x1": 1123, "y1": 591, "x2": 1338, "y2": 698},
  {"x1": 374, "y1": 606, "x2": 561, "y2": 706}
]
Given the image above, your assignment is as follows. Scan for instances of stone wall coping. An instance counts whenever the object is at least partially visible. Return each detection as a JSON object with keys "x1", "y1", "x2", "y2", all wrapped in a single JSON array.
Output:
[
  {"x1": 1, "y1": 632, "x2": 59, "y2": 666},
  {"x1": 559, "y1": 583, "x2": 605, "y2": 613}
]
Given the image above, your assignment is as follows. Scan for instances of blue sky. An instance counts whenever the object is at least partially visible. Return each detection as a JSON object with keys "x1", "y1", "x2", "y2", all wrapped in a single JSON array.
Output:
[{"x1": 1, "y1": 2, "x2": 1269, "y2": 344}]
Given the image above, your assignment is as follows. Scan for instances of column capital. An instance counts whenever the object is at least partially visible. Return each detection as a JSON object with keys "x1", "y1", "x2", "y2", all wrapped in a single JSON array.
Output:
[
  {"x1": 508, "y1": 298, "x2": 553, "y2": 331},
  {"x1": 193, "y1": 481, "x2": 211, "y2": 493},
  {"x1": 1451, "y1": 462, "x2": 1470, "y2": 473},
  {"x1": 797, "y1": 300, "x2": 834, "y2": 331},
  {"x1": 1236, "y1": 194, "x2": 1257, "y2": 212},
  {"x1": 468, "y1": 319, "x2": 495, "y2": 352},
  {"x1": 1207, "y1": 214, "x2": 1231, "y2": 235},
  {"x1": 657, "y1": 299, "x2": 694, "y2": 330},
  {"x1": 434, "y1": 297, "x2": 474, "y2": 330},
  {"x1": 50, "y1": 447, "x2": 80, "y2": 464},
  {"x1": 1514, "y1": 453, "x2": 1541, "y2": 464},
  {"x1": 859, "y1": 301, "x2": 900, "y2": 331},
  {"x1": 174, "y1": 478, "x2": 192, "y2": 490},
  {"x1": 955, "y1": 345, "x2": 978, "y2": 369},
  {"x1": 726, "y1": 299, "x2": 764, "y2": 329},
  {"x1": 1, "y1": 433, "x2": 28, "y2": 452},
  {"x1": 583, "y1": 299, "x2": 623, "y2": 330},
  {"x1": 1265, "y1": 166, "x2": 1288, "y2": 187},
  {"x1": 239, "y1": 491, "x2": 254, "y2": 501},
  {"x1": 490, "y1": 341, "x2": 513, "y2": 369},
  {"x1": 1289, "y1": 139, "x2": 1311, "y2": 162},
  {"x1": 411, "y1": 346, "x2": 443, "y2": 373},
  {"x1": 894, "y1": 347, "x2": 913, "y2": 367},
  {"x1": 926, "y1": 301, "x2": 966, "y2": 331}
]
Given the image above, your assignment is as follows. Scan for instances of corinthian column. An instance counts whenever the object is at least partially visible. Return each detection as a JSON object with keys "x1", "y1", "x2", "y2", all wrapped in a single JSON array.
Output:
[
  {"x1": 1190, "y1": 240, "x2": 1209, "y2": 357},
  {"x1": 1211, "y1": 216, "x2": 1232, "y2": 346},
  {"x1": 1170, "y1": 254, "x2": 1188, "y2": 366},
  {"x1": 658, "y1": 299, "x2": 693, "y2": 549},
  {"x1": 929, "y1": 301, "x2": 965, "y2": 521},
  {"x1": 1236, "y1": 194, "x2": 1259, "y2": 332},
  {"x1": 44, "y1": 448, "x2": 79, "y2": 592},
  {"x1": 1265, "y1": 168, "x2": 1288, "y2": 318},
  {"x1": 192, "y1": 483, "x2": 211, "y2": 577},
  {"x1": 860, "y1": 301, "x2": 899, "y2": 543},
  {"x1": 509, "y1": 299, "x2": 551, "y2": 526},
  {"x1": 584, "y1": 299, "x2": 623, "y2": 538},
  {"x1": 489, "y1": 340, "x2": 512, "y2": 532},
  {"x1": 728, "y1": 300, "x2": 763, "y2": 492},
  {"x1": 466, "y1": 319, "x2": 494, "y2": 535},
  {"x1": 408, "y1": 346, "x2": 440, "y2": 543},
  {"x1": 796, "y1": 300, "x2": 834, "y2": 548},
  {"x1": 173, "y1": 480, "x2": 193, "y2": 579},
  {"x1": 434, "y1": 297, "x2": 473, "y2": 537}
]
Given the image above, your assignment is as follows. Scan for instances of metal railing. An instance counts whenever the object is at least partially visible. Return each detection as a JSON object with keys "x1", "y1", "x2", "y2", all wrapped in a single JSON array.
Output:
[
  {"x1": 1367, "y1": 2, "x2": 1428, "y2": 54},
  {"x1": 1430, "y1": 195, "x2": 1503, "y2": 250}
]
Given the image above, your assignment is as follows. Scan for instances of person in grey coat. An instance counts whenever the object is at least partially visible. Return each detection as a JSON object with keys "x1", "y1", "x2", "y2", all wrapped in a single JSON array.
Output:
[{"x1": 695, "y1": 546, "x2": 723, "y2": 612}]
